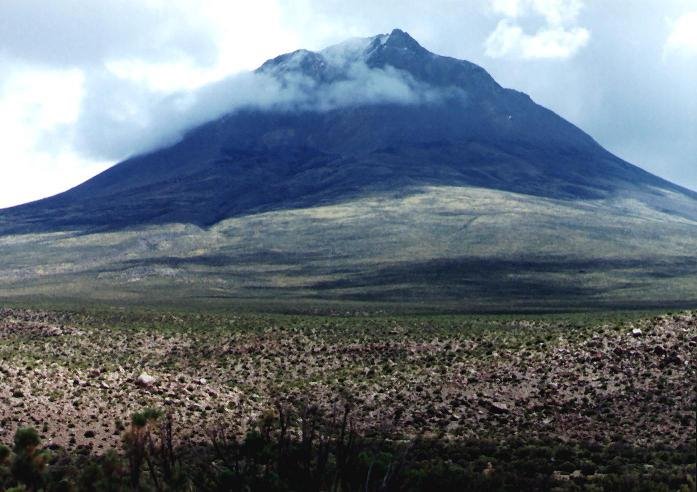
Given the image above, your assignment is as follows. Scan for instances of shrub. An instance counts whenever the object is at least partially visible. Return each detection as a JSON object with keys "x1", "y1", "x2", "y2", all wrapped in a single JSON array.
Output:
[
  {"x1": 0, "y1": 445, "x2": 10, "y2": 464},
  {"x1": 13, "y1": 428, "x2": 40, "y2": 453},
  {"x1": 11, "y1": 427, "x2": 49, "y2": 490}
]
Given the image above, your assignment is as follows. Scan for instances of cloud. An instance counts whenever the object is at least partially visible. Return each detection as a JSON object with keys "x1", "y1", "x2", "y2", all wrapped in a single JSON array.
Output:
[
  {"x1": 485, "y1": 19, "x2": 589, "y2": 59},
  {"x1": 0, "y1": 0, "x2": 218, "y2": 68},
  {"x1": 490, "y1": 0, "x2": 524, "y2": 18},
  {"x1": 665, "y1": 11, "x2": 697, "y2": 57},
  {"x1": 491, "y1": 0, "x2": 585, "y2": 25},
  {"x1": 58, "y1": 52, "x2": 460, "y2": 161},
  {"x1": 0, "y1": 0, "x2": 304, "y2": 207},
  {"x1": 0, "y1": 64, "x2": 109, "y2": 208},
  {"x1": 485, "y1": 0, "x2": 590, "y2": 59},
  {"x1": 0, "y1": 0, "x2": 302, "y2": 91},
  {"x1": 528, "y1": 0, "x2": 585, "y2": 26}
]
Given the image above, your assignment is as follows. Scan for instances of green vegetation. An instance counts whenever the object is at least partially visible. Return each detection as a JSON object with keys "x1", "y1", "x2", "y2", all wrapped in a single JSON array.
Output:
[{"x1": 0, "y1": 408, "x2": 694, "y2": 491}]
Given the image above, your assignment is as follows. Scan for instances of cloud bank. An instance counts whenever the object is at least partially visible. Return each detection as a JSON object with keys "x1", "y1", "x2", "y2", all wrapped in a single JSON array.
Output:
[
  {"x1": 485, "y1": 0, "x2": 590, "y2": 59},
  {"x1": 0, "y1": 0, "x2": 218, "y2": 68},
  {"x1": 59, "y1": 54, "x2": 457, "y2": 161},
  {"x1": 665, "y1": 11, "x2": 697, "y2": 58}
]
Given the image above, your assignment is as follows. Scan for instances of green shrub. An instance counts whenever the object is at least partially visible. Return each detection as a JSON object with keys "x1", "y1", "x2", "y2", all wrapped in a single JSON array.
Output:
[
  {"x1": 11, "y1": 427, "x2": 48, "y2": 490},
  {"x1": 0, "y1": 445, "x2": 10, "y2": 464},
  {"x1": 13, "y1": 428, "x2": 40, "y2": 453}
]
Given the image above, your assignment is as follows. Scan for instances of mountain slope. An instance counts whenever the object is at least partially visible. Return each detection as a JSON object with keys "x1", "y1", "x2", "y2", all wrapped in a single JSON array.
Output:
[
  {"x1": 2, "y1": 185, "x2": 697, "y2": 310},
  {"x1": 1, "y1": 29, "x2": 695, "y2": 234},
  {"x1": 1, "y1": 30, "x2": 696, "y2": 310}
]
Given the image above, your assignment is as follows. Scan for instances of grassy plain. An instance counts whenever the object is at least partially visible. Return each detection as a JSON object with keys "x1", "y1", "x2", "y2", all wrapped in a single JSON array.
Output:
[{"x1": 1, "y1": 186, "x2": 697, "y2": 311}]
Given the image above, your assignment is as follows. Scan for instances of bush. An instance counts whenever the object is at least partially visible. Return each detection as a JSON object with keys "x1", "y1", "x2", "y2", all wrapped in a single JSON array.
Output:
[
  {"x1": 0, "y1": 403, "x2": 694, "y2": 491},
  {"x1": 10, "y1": 427, "x2": 49, "y2": 490},
  {"x1": 13, "y1": 428, "x2": 40, "y2": 453},
  {"x1": 0, "y1": 445, "x2": 10, "y2": 464}
]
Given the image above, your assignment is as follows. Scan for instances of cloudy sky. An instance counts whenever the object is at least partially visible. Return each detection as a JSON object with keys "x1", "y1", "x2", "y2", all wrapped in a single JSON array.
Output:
[{"x1": 1, "y1": 0, "x2": 696, "y2": 208}]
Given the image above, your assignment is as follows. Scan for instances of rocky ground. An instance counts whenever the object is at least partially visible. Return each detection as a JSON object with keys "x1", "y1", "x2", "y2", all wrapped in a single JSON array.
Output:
[{"x1": 0, "y1": 308, "x2": 695, "y2": 457}]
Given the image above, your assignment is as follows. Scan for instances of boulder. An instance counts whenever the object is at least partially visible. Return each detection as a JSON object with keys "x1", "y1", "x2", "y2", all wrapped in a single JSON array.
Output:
[
  {"x1": 136, "y1": 372, "x2": 156, "y2": 386},
  {"x1": 482, "y1": 399, "x2": 509, "y2": 414}
]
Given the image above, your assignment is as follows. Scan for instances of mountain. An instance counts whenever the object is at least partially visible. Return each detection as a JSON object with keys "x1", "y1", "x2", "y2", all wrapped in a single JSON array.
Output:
[
  {"x1": 1, "y1": 29, "x2": 696, "y2": 310},
  {"x1": 2, "y1": 29, "x2": 696, "y2": 233}
]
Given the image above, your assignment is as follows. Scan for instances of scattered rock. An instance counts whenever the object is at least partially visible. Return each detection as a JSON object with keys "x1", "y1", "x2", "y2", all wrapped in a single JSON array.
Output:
[
  {"x1": 136, "y1": 372, "x2": 156, "y2": 386},
  {"x1": 481, "y1": 399, "x2": 509, "y2": 414},
  {"x1": 1, "y1": 307, "x2": 695, "y2": 458}
]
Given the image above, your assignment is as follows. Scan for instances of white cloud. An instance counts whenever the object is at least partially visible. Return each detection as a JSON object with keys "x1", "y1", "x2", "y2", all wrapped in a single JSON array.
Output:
[
  {"x1": 65, "y1": 53, "x2": 461, "y2": 162},
  {"x1": 0, "y1": 151, "x2": 110, "y2": 209},
  {"x1": 528, "y1": 0, "x2": 585, "y2": 26},
  {"x1": 0, "y1": 64, "x2": 102, "y2": 208},
  {"x1": 490, "y1": 0, "x2": 524, "y2": 18},
  {"x1": 0, "y1": 65, "x2": 112, "y2": 208},
  {"x1": 0, "y1": 0, "x2": 218, "y2": 68},
  {"x1": 0, "y1": 0, "x2": 302, "y2": 208},
  {"x1": 486, "y1": 19, "x2": 589, "y2": 59},
  {"x1": 665, "y1": 11, "x2": 697, "y2": 57},
  {"x1": 485, "y1": 0, "x2": 590, "y2": 59},
  {"x1": 491, "y1": 0, "x2": 584, "y2": 25}
]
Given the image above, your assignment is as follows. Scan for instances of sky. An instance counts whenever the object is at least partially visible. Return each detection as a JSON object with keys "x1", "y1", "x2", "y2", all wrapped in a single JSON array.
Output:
[{"x1": 1, "y1": 0, "x2": 696, "y2": 208}]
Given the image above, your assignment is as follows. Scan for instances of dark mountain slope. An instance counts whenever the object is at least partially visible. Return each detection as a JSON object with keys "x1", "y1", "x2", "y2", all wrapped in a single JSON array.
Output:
[{"x1": 1, "y1": 29, "x2": 695, "y2": 235}]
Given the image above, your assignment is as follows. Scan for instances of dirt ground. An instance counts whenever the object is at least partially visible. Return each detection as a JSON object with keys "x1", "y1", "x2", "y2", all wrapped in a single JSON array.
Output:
[{"x1": 0, "y1": 308, "x2": 695, "y2": 455}]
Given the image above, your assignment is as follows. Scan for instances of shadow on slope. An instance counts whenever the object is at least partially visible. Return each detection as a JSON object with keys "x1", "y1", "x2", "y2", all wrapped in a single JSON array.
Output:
[{"x1": 304, "y1": 256, "x2": 697, "y2": 307}]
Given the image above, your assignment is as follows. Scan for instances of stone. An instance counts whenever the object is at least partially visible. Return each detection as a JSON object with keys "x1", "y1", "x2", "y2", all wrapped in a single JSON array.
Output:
[
  {"x1": 481, "y1": 399, "x2": 509, "y2": 414},
  {"x1": 136, "y1": 372, "x2": 156, "y2": 386}
]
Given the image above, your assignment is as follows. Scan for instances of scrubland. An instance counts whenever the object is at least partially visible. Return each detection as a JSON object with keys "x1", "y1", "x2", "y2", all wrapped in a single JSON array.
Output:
[{"x1": 0, "y1": 307, "x2": 695, "y2": 490}]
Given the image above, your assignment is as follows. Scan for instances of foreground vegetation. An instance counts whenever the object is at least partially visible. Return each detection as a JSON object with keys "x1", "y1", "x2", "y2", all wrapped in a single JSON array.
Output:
[
  {"x1": 1, "y1": 405, "x2": 694, "y2": 491},
  {"x1": 0, "y1": 307, "x2": 695, "y2": 490}
]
